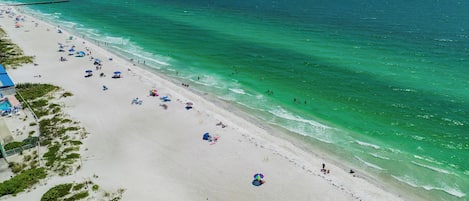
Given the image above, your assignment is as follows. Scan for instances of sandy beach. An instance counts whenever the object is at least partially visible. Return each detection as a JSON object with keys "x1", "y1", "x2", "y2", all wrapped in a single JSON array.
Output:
[{"x1": 0, "y1": 7, "x2": 407, "y2": 201}]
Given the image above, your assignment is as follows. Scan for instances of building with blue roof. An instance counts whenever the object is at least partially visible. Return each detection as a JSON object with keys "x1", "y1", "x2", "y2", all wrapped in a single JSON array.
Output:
[{"x1": 0, "y1": 64, "x2": 15, "y2": 96}]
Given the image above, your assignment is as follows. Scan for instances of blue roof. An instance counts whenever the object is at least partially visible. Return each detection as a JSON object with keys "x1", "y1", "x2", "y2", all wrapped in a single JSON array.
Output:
[
  {"x1": 0, "y1": 64, "x2": 6, "y2": 74},
  {"x1": 0, "y1": 74, "x2": 14, "y2": 88},
  {"x1": 0, "y1": 65, "x2": 14, "y2": 88}
]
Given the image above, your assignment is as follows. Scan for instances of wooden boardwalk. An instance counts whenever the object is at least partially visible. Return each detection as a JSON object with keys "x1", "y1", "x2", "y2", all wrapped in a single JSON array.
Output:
[{"x1": 3, "y1": 0, "x2": 70, "y2": 6}]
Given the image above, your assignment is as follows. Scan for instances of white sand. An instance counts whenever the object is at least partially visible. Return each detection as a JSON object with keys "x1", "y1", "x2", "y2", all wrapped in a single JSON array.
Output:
[{"x1": 0, "y1": 8, "x2": 407, "y2": 201}]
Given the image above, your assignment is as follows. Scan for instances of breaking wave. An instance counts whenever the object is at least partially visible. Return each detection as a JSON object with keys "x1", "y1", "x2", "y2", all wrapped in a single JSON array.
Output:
[{"x1": 392, "y1": 175, "x2": 466, "y2": 198}]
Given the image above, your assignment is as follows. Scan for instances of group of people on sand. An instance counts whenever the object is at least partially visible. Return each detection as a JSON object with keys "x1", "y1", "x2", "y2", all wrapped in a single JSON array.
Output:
[
  {"x1": 321, "y1": 163, "x2": 356, "y2": 175},
  {"x1": 321, "y1": 163, "x2": 330, "y2": 174},
  {"x1": 202, "y1": 132, "x2": 219, "y2": 145},
  {"x1": 216, "y1": 121, "x2": 228, "y2": 128},
  {"x1": 131, "y1": 97, "x2": 143, "y2": 105}
]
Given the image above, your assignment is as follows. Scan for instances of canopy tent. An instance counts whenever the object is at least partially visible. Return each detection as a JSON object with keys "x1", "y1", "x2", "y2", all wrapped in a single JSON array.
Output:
[
  {"x1": 112, "y1": 71, "x2": 122, "y2": 79},
  {"x1": 160, "y1": 96, "x2": 171, "y2": 102},
  {"x1": 76, "y1": 51, "x2": 86, "y2": 57}
]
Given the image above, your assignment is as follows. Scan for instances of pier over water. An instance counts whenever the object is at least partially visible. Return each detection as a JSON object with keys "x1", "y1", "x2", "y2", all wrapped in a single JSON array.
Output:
[{"x1": 3, "y1": 0, "x2": 69, "y2": 6}]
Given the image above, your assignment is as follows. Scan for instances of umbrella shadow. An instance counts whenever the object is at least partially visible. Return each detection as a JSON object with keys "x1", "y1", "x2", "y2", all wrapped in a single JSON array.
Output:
[{"x1": 252, "y1": 179, "x2": 265, "y2": 187}]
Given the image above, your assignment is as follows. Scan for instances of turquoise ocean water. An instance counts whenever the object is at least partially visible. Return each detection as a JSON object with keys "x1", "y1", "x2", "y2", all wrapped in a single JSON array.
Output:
[{"x1": 5, "y1": 0, "x2": 469, "y2": 200}]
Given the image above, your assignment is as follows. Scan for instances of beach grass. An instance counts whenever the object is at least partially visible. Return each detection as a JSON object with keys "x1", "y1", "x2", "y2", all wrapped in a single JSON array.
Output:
[
  {"x1": 41, "y1": 181, "x2": 108, "y2": 201},
  {"x1": 16, "y1": 83, "x2": 85, "y2": 175},
  {"x1": 40, "y1": 183, "x2": 73, "y2": 201},
  {"x1": 0, "y1": 83, "x2": 85, "y2": 188},
  {"x1": 0, "y1": 28, "x2": 34, "y2": 68},
  {"x1": 0, "y1": 168, "x2": 46, "y2": 197}
]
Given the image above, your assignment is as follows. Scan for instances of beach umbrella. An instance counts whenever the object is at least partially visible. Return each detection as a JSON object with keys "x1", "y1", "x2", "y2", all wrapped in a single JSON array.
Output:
[
  {"x1": 68, "y1": 48, "x2": 75, "y2": 53},
  {"x1": 77, "y1": 51, "x2": 86, "y2": 57},
  {"x1": 253, "y1": 173, "x2": 264, "y2": 180},
  {"x1": 114, "y1": 71, "x2": 121, "y2": 74},
  {"x1": 203, "y1": 132, "x2": 210, "y2": 140},
  {"x1": 95, "y1": 58, "x2": 102, "y2": 63},
  {"x1": 85, "y1": 70, "x2": 93, "y2": 73}
]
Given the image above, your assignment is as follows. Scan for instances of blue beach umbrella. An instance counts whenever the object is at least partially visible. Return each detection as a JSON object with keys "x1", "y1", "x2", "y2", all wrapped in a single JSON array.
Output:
[
  {"x1": 114, "y1": 71, "x2": 121, "y2": 74},
  {"x1": 253, "y1": 173, "x2": 264, "y2": 180},
  {"x1": 85, "y1": 70, "x2": 93, "y2": 73},
  {"x1": 203, "y1": 132, "x2": 210, "y2": 140},
  {"x1": 68, "y1": 48, "x2": 75, "y2": 53}
]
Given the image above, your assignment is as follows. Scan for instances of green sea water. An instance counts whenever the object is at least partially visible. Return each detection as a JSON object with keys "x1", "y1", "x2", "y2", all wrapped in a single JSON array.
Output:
[{"x1": 5, "y1": 0, "x2": 469, "y2": 200}]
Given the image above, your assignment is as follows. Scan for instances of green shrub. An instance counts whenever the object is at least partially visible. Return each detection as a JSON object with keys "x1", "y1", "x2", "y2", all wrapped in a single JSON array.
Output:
[
  {"x1": 3, "y1": 141, "x2": 25, "y2": 151},
  {"x1": 69, "y1": 141, "x2": 82, "y2": 146},
  {"x1": 92, "y1": 184, "x2": 99, "y2": 191},
  {"x1": 9, "y1": 162, "x2": 24, "y2": 174},
  {"x1": 31, "y1": 99, "x2": 48, "y2": 108},
  {"x1": 41, "y1": 183, "x2": 72, "y2": 201},
  {"x1": 29, "y1": 122, "x2": 37, "y2": 126},
  {"x1": 66, "y1": 127, "x2": 80, "y2": 132},
  {"x1": 51, "y1": 107, "x2": 61, "y2": 114},
  {"x1": 16, "y1": 83, "x2": 59, "y2": 101},
  {"x1": 0, "y1": 35, "x2": 34, "y2": 67},
  {"x1": 65, "y1": 191, "x2": 88, "y2": 201},
  {"x1": 61, "y1": 92, "x2": 73, "y2": 98},
  {"x1": 72, "y1": 183, "x2": 85, "y2": 191},
  {"x1": 49, "y1": 103, "x2": 60, "y2": 108},
  {"x1": 43, "y1": 145, "x2": 60, "y2": 167},
  {"x1": 0, "y1": 168, "x2": 46, "y2": 197},
  {"x1": 62, "y1": 147, "x2": 74, "y2": 153},
  {"x1": 40, "y1": 139, "x2": 52, "y2": 146},
  {"x1": 65, "y1": 153, "x2": 80, "y2": 160},
  {"x1": 23, "y1": 155, "x2": 32, "y2": 162},
  {"x1": 60, "y1": 119, "x2": 72, "y2": 124}
]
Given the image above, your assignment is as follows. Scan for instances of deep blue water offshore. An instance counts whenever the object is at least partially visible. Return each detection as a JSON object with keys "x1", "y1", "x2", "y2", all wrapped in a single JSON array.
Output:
[{"x1": 6, "y1": 0, "x2": 469, "y2": 200}]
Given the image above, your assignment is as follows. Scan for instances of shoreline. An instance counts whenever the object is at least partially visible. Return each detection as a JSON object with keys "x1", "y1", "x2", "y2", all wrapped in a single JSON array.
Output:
[{"x1": 1, "y1": 6, "x2": 412, "y2": 201}]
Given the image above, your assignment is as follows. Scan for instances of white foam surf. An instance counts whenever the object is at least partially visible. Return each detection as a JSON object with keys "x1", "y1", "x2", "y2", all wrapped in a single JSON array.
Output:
[
  {"x1": 369, "y1": 153, "x2": 390, "y2": 160},
  {"x1": 228, "y1": 88, "x2": 247, "y2": 95},
  {"x1": 411, "y1": 161, "x2": 452, "y2": 175},
  {"x1": 392, "y1": 175, "x2": 466, "y2": 198},
  {"x1": 355, "y1": 156, "x2": 384, "y2": 170},
  {"x1": 355, "y1": 140, "x2": 380, "y2": 149}
]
